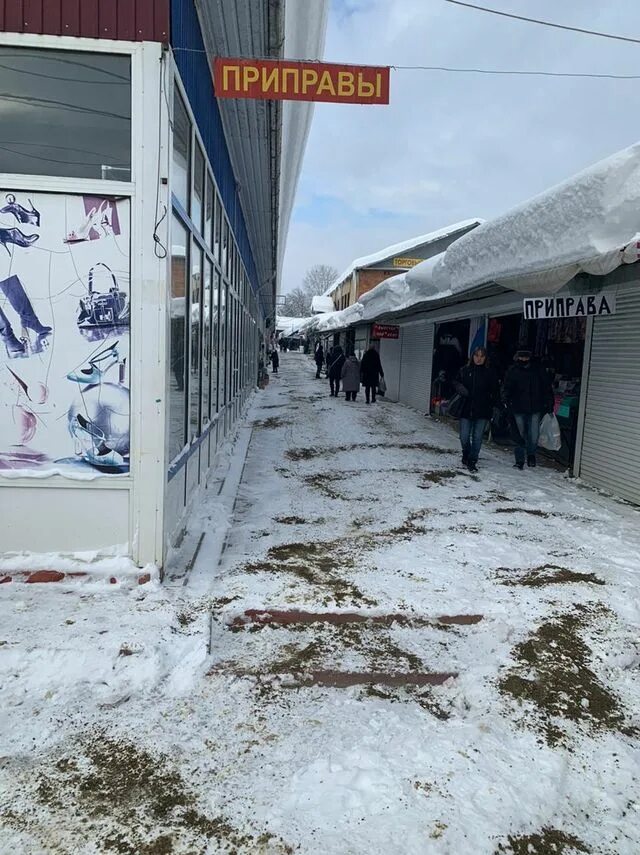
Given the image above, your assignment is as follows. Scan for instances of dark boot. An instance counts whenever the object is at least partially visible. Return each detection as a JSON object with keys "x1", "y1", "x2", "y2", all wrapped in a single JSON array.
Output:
[
  {"x1": 527, "y1": 455, "x2": 537, "y2": 468},
  {"x1": 514, "y1": 461, "x2": 524, "y2": 470},
  {"x1": 0, "y1": 275, "x2": 51, "y2": 336},
  {"x1": 0, "y1": 306, "x2": 25, "y2": 357}
]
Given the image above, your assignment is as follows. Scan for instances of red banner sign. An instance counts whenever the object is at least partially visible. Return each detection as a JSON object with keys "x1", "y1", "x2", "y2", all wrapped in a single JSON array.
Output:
[
  {"x1": 214, "y1": 58, "x2": 390, "y2": 105},
  {"x1": 372, "y1": 323, "x2": 399, "y2": 339}
]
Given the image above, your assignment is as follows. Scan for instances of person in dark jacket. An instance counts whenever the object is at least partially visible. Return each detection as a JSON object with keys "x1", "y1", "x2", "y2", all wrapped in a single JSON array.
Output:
[
  {"x1": 327, "y1": 344, "x2": 345, "y2": 397},
  {"x1": 270, "y1": 349, "x2": 279, "y2": 374},
  {"x1": 454, "y1": 346, "x2": 499, "y2": 472},
  {"x1": 360, "y1": 343, "x2": 384, "y2": 404},
  {"x1": 314, "y1": 342, "x2": 325, "y2": 378},
  {"x1": 341, "y1": 351, "x2": 361, "y2": 401},
  {"x1": 503, "y1": 350, "x2": 555, "y2": 469}
]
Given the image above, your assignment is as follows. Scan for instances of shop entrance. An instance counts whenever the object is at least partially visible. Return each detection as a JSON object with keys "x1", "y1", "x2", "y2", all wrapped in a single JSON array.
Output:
[
  {"x1": 487, "y1": 313, "x2": 586, "y2": 467},
  {"x1": 430, "y1": 319, "x2": 470, "y2": 413}
]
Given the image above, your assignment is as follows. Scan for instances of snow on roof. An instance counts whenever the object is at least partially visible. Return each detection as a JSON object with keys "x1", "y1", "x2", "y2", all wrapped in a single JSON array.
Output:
[
  {"x1": 310, "y1": 295, "x2": 334, "y2": 314},
  {"x1": 443, "y1": 142, "x2": 640, "y2": 295},
  {"x1": 323, "y1": 219, "x2": 484, "y2": 297},
  {"x1": 276, "y1": 316, "x2": 309, "y2": 336},
  {"x1": 315, "y1": 303, "x2": 364, "y2": 333}
]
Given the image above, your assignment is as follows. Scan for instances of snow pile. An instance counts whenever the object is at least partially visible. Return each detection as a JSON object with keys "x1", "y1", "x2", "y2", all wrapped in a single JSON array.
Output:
[
  {"x1": 276, "y1": 316, "x2": 309, "y2": 336},
  {"x1": 323, "y1": 219, "x2": 483, "y2": 296},
  {"x1": 359, "y1": 273, "x2": 409, "y2": 320},
  {"x1": 315, "y1": 302, "x2": 364, "y2": 332},
  {"x1": 311, "y1": 295, "x2": 334, "y2": 314},
  {"x1": 443, "y1": 142, "x2": 640, "y2": 295}
]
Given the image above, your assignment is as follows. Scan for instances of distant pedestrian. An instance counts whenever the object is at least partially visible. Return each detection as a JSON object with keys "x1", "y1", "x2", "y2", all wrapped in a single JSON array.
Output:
[
  {"x1": 270, "y1": 349, "x2": 280, "y2": 374},
  {"x1": 360, "y1": 342, "x2": 384, "y2": 404},
  {"x1": 454, "y1": 346, "x2": 499, "y2": 472},
  {"x1": 327, "y1": 344, "x2": 345, "y2": 397},
  {"x1": 314, "y1": 342, "x2": 325, "y2": 379},
  {"x1": 503, "y1": 350, "x2": 555, "y2": 470},
  {"x1": 341, "y1": 351, "x2": 361, "y2": 402}
]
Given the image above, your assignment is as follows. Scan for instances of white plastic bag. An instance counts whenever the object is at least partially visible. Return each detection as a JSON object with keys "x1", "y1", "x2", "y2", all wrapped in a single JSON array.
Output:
[
  {"x1": 538, "y1": 413, "x2": 562, "y2": 451},
  {"x1": 378, "y1": 376, "x2": 387, "y2": 396}
]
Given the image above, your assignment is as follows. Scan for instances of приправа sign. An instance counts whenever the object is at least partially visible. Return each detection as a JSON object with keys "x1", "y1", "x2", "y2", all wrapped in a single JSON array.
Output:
[{"x1": 523, "y1": 293, "x2": 616, "y2": 320}]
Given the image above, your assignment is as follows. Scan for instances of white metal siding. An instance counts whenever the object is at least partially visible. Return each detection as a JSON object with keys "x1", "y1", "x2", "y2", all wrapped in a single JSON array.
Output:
[
  {"x1": 398, "y1": 320, "x2": 434, "y2": 413},
  {"x1": 580, "y1": 286, "x2": 640, "y2": 504},
  {"x1": 379, "y1": 336, "x2": 402, "y2": 402}
]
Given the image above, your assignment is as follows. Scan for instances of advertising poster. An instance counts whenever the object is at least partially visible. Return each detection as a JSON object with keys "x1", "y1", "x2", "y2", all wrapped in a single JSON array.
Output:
[{"x1": 0, "y1": 191, "x2": 130, "y2": 477}]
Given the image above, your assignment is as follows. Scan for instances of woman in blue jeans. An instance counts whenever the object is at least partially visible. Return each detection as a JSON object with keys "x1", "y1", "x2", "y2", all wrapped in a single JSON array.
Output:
[{"x1": 454, "y1": 347, "x2": 499, "y2": 472}]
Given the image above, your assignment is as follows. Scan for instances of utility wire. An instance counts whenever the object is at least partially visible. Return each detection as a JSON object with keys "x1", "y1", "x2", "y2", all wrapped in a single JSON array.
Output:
[
  {"x1": 171, "y1": 47, "x2": 640, "y2": 81},
  {"x1": 444, "y1": 0, "x2": 640, "y2": 46}
]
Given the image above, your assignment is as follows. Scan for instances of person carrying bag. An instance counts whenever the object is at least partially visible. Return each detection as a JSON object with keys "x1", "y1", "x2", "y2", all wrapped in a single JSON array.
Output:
[{"x1": 453, "y1": 346, "x2": 499, "y2": 472}]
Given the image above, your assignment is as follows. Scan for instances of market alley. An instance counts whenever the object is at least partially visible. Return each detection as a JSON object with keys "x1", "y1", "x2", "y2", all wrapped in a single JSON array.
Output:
[{"x1": 1, "y1": 351, "x2": 639, "y2": 855}]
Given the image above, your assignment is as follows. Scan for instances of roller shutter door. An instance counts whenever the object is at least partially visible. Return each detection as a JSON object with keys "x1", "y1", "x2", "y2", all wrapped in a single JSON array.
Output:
[
  {"x1": 379, "y1": 336, "x2": 401, "y2": 402},
  {"x1": 398, "y1": 320, "x2": 434, "y2": 413},
  {"x1": 579, "y1": 286, "x2": 640, "y2": 504}
]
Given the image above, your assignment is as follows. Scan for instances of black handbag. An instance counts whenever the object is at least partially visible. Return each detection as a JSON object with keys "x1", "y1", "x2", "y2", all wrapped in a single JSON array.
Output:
[
  {"x1": 447, "y1": 393, "x2": 465, "y2": 419},
  {"x1": 77, "y1": 263, "x2": 129, "y2": 328}
]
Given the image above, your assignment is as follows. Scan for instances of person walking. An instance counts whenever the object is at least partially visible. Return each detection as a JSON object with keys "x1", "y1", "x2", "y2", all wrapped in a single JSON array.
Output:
[
  {"x1": 341, "y1": 351, "x2": 361, "y2": 402},
  {"x1": 360, "y1": 342, "x2": 384, "y2": 404},
  {"x1": 454, "y1": 346, "x2": 499, "y2": 472},
  {"x1": 327, "y1": 343, "x2": 345, "y2": 397},
  {"x1": 503, "y1": 349, "x2": 555, "y2": 470},
  {"x1": 314, "y1": 342, "x2": 325, "y2": 379},
  {"x1": 270, "y1": 348, "x2": 280, "y2": 374}
]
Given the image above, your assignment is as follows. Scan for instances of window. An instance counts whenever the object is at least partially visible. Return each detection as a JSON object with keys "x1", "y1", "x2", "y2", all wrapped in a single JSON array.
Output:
[
  {"x1": 202, "y1": 261, "x2": 212, "y2": 425},
  {"x1": 214, "y1": 194, "x2": 222, "y2": 263},
  {"x1": 212, "y1": 269, "x2": 220, "y2": 413},
  {"x1": 205, "y1": 173, "x2": 213, "y2": 249},
  {"x1": 172, "y1": 89, "x2": 190, "y2": 210},
  {"x1": 221, "y1": 218, "x2": 228, "y2": 275},
  {"x1": 189, "y1": 244, "x2": 203, "y2": 441},
  {"x1": 0, "y1": 47, "x2": 131, "y2": 180},
  {"x1": 192, "y1": 142, "x2": 204, "y2": 233},
  {"x1": 169, "y1": 216, "x2": 189, "y2": 461},
  {"x1": 219, "y1": 282, "x2": 227, "y2": 406}
]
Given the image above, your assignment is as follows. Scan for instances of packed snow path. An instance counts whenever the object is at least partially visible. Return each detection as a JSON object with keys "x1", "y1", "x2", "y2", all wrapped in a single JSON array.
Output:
[{"x1": 1, "y1": 351, "x2": 639, "y2": 854}]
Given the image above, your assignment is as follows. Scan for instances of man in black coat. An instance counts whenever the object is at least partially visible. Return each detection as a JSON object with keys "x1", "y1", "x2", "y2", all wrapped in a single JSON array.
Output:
[
  {"x1": 503, "y1": 350, "x2": 555, "y2": 469},
  {"x1": 360, "y1": 343, "x2": 384, "y2": 404},
  {"x1": 314, "y1": 342, "x2": 325, "y2": 378},
  {"x1": 327, "y1": 344, "x2": 345, "y2": 397}
]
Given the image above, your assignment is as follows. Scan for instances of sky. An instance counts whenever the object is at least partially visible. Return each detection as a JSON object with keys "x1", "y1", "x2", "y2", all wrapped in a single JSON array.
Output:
[{"x1": 281, "y1": 0, "x2": 640, "y2": 293}]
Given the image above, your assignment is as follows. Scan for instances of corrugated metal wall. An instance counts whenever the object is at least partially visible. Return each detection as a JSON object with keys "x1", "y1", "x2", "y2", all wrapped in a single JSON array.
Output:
[
  {"x1": 398, "y1": 320, "x2": 434, "y2": 414},
  {"x1": 579, "y1": 284, "x2": 640, "y2": 505},
  {"x1": 171, "y1": 0, "x2": 262, "y2": 307},
  {"x1": 0, "y1": 0, "x2": 169, "y2": 41}
]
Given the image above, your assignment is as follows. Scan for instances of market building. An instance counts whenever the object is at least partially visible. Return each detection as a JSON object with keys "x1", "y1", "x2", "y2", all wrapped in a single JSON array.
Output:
[
  {"x1": 312, "y1": 143, "x2": 640, "y2": 506},
  {"x1": 323, "y1": 222, "x2": 482, "y2": 311},
  {"x1": 0, "y1": 1, "x2": 328, "y2": 569}
]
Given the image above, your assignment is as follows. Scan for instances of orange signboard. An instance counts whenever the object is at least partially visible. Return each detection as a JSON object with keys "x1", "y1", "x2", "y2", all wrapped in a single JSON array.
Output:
[{"x1": 213, "y1": 58, "x2": 390, "y2": 105}]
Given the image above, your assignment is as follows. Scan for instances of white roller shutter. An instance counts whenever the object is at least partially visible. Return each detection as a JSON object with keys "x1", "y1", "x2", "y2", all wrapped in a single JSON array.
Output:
[
  {"x1": 579, "y1": 285, "x2": 640, "y2": 504},
  {"x1": 398, "y1": 320, "x2": 434, "y2": 413},
  {"x1": 379, "y1": 336, "x2": 401, "y2": 402}
]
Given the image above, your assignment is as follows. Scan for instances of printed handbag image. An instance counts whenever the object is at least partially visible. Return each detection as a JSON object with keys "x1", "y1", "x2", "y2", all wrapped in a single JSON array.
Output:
[{"x1": 77, "y1": 263, "x2": 129, "y2": 329}]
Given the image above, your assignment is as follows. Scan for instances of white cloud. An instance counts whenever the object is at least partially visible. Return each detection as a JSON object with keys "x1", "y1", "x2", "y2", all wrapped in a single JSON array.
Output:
[{"x1": 282, "y1": 0, "x2": 640, "y2": 292}]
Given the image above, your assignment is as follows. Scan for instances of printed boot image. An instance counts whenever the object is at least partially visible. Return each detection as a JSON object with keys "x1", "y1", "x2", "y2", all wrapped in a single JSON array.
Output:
[
  {"x1": 0, "y1": 194, "x2": 41, "y2": 227},
  {"x1": 0, "y1": 275, "x2": 52, "y2": 357},
  {"x1": 0, "y1": 227, "x2": 39, "y2": 254}
]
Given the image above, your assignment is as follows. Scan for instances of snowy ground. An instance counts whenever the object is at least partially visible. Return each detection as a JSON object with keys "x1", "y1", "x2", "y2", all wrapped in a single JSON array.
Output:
[{"x1": 1, "y1": 352, "x2": 639, "y2": 855}]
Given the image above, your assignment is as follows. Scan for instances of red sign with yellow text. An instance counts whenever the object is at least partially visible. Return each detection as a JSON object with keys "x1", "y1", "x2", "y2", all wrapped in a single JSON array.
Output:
[{"x1": 214, "y1": 58, "x2": 390, "y2": 105}]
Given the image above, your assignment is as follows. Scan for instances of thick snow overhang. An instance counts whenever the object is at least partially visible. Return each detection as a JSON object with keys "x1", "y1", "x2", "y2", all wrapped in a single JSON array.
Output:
[
  {"x1": 323, "y1": 219, "x2": 483, "y2": 298},
  {"x1": 311, "y1": 295, "x2": 334, "y2": 314},
  {"x1": 197, "y1": 1, "x2": 329, "y2": 319},
  {"x1": 440, "y1": 142, "x2": 640, "y2": 296}
]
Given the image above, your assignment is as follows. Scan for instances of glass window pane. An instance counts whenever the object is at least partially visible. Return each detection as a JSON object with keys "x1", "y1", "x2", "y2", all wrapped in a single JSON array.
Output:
[
  {"x1": 220, "y1": 282, "x2": 227, "y2": 406},
  {"x1": 0, "y1": 47, "x2": 131, "y2": 180},
  {"x1": 172, "y1": 88, "x2": 190, "y2": 210},
  {"x1": 214, "y1": 195, "x2": 222, "y2": 263},
  {"x1": 202, "y1": 261, "x2": 212, "y2": 426},
  {"x1": 221, "y1": 218, "x2": 228, "y2": 277},
  {"x1": 192, "y1": 142, "x2": 204, "y2": 232},
  {"x1": 205, "y1": 173, "x2": 213, "y2": 249},
  {"x1": 169, "y1": 216, "x2": 188, "y2": 462},
  {"x1": 213, "y1": 271, "x2": 221, "y2": 411},
  {"x1": 189, "y1": 243, "x2": 202, "y2": 441}
]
